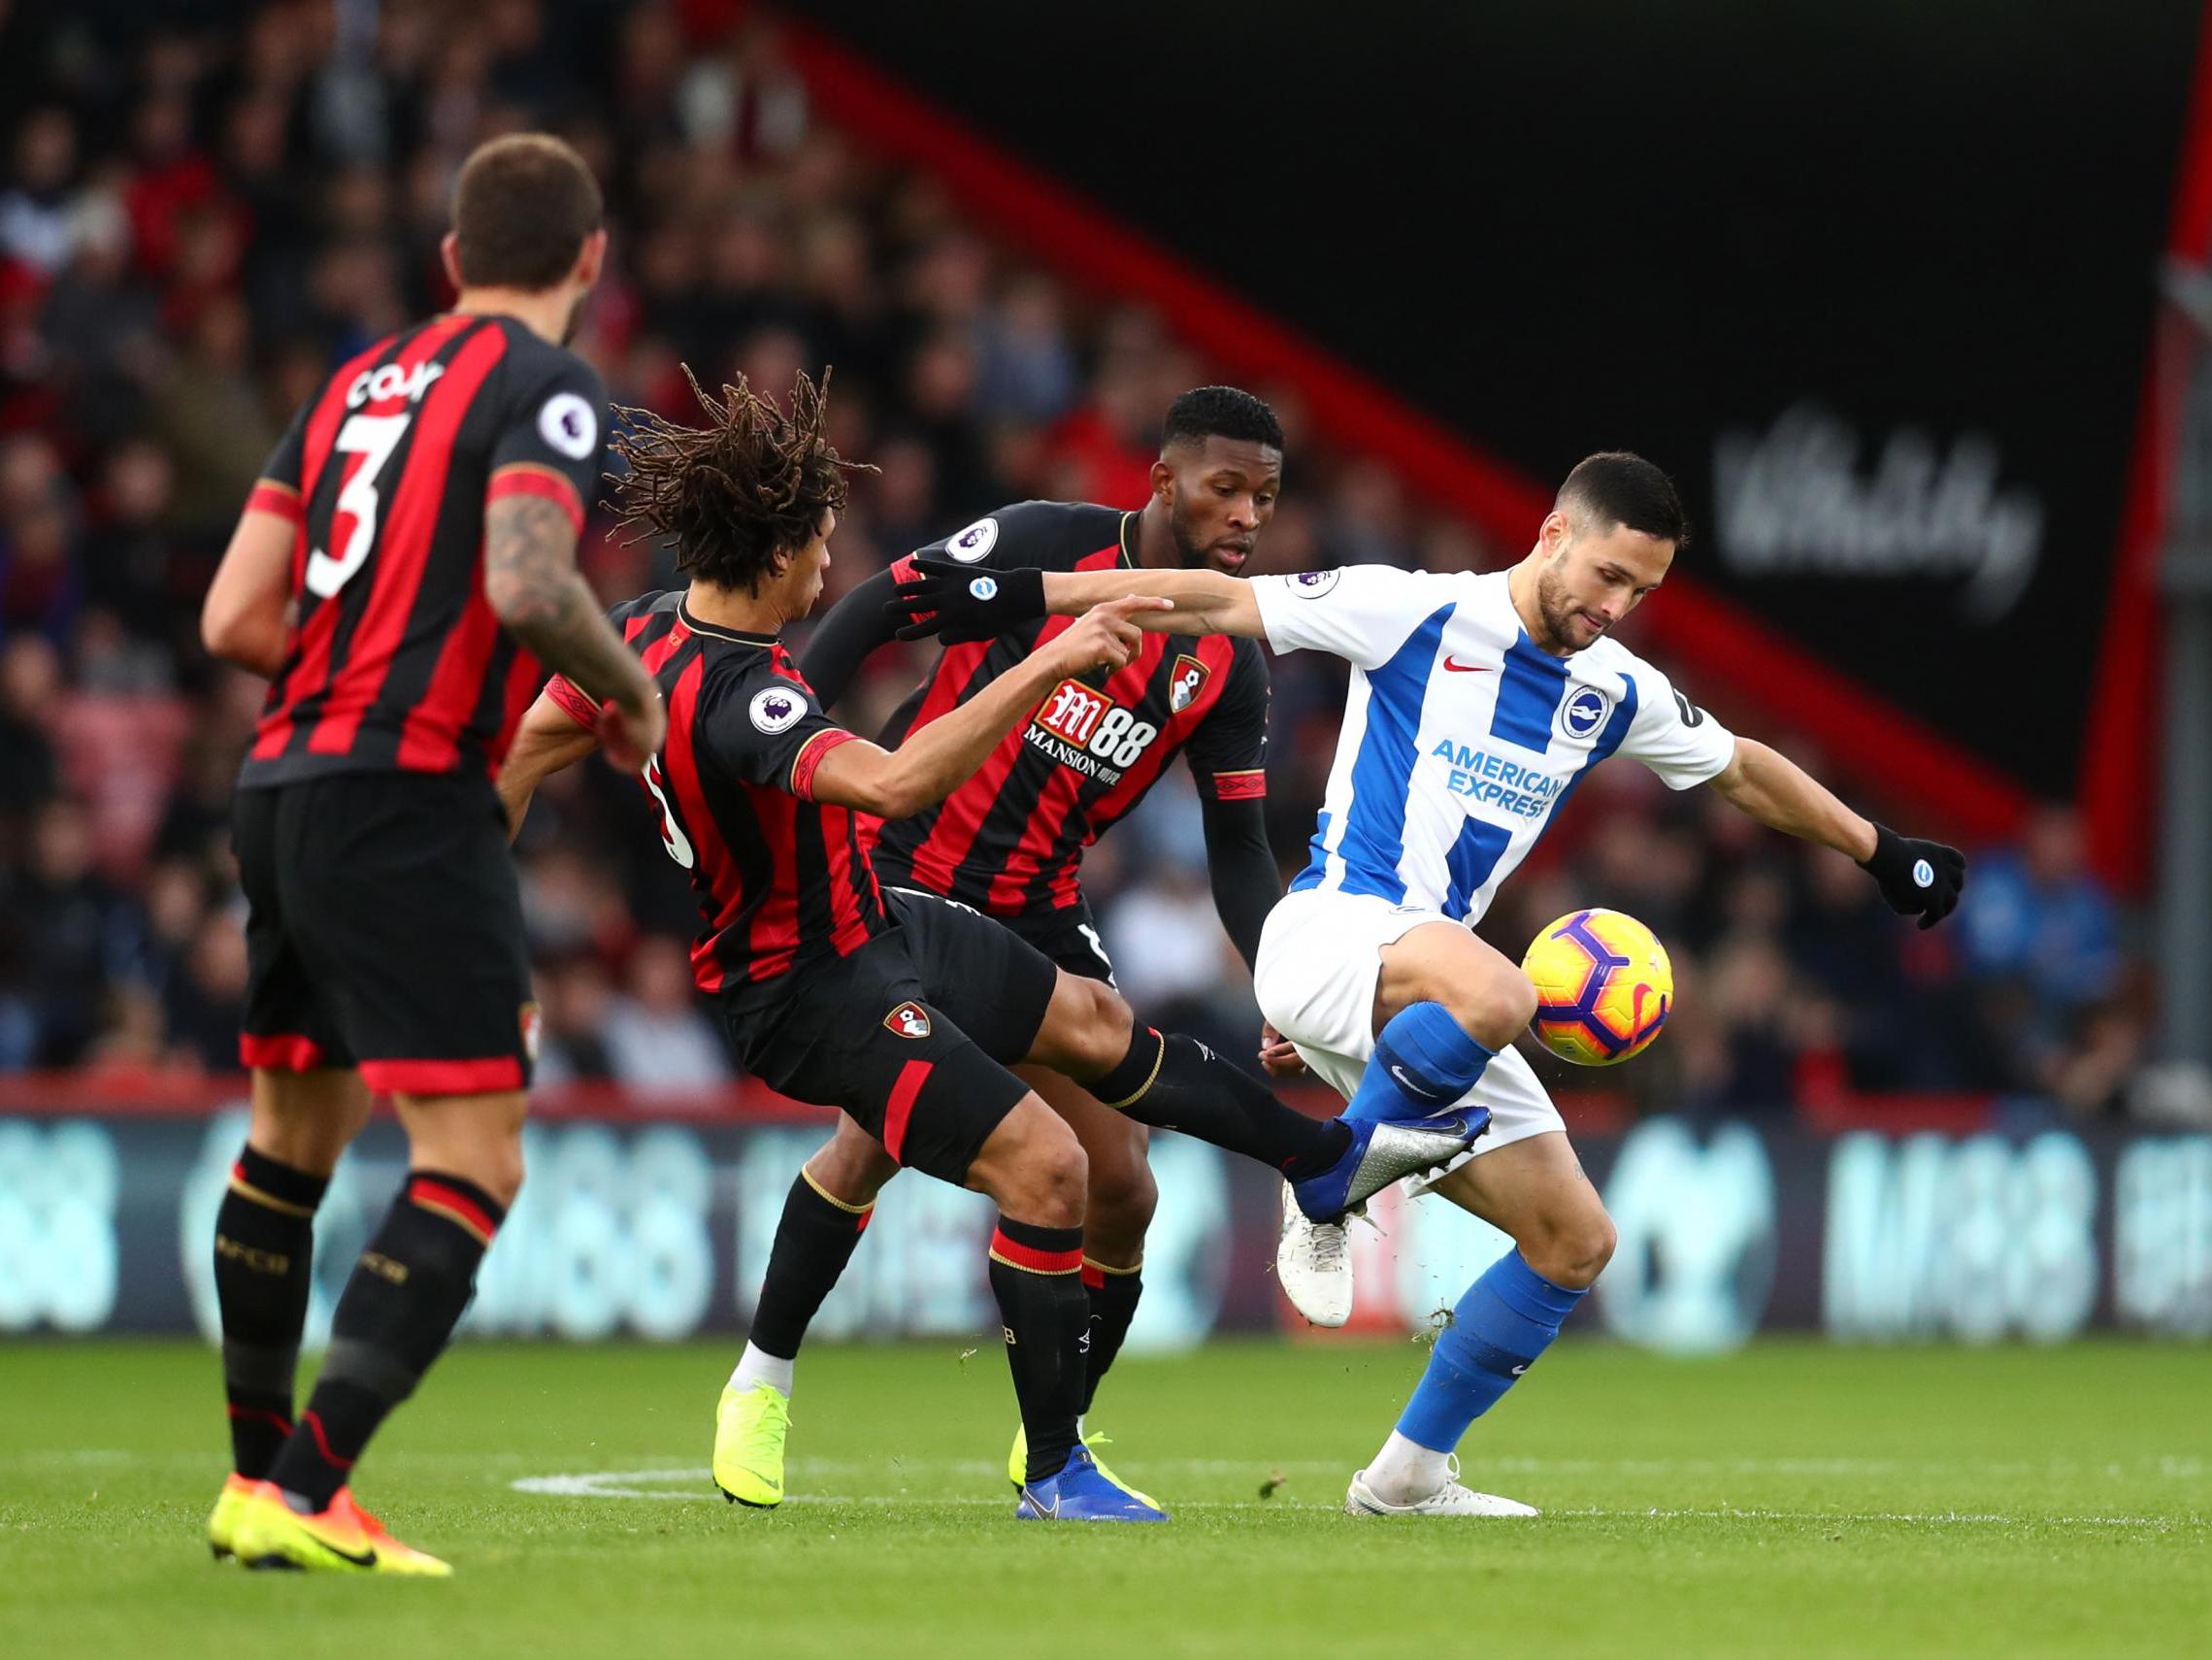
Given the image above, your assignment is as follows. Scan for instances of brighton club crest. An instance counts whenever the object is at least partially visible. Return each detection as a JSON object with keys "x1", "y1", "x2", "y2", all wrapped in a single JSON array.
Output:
[{"x1": 1169, "y1": 653, "x2": 1209, "y2": 714}]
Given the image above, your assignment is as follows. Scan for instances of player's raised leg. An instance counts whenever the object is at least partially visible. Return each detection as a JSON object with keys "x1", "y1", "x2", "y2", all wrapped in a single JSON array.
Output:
[
  {"x1": 714, "y1": 1118, "x2": 892, "y2": 1507},
  {"x1": 1026, "y1": 969, "x2": 1483, "y2": 1220},
  {"x1": 207, "y1": 1066, "x2": 367, "y2": 1560},
  {"x1": 1346, "y1": 1130, "x2": 1612, "y2": 1517}
]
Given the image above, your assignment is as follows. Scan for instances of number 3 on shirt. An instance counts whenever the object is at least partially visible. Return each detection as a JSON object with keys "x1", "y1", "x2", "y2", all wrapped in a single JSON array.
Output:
[{"x1": 306, "y1": 413, "x2": 411, "y2": 598}]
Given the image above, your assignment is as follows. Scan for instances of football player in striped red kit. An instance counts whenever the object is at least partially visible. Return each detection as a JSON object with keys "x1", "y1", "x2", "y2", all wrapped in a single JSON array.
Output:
[
  {"x1": 497, "y1": 374, "x2": 1484, "y2": 1521},
  {"x1": 735, "y1": 388, "x2": 1304, "y2": 1494},
  {"x1": 196, "y1": 134, "x2": 663, "y2": 1575}
]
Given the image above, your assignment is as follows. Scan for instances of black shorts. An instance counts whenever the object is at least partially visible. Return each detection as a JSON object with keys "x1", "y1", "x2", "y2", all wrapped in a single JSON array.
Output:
[
  {"x1": 234, "y1": 772, "x2": 536, "y2": 1096},
  {"x1": 991, "y1": 897, "x2": 1118, "y2": 985},
  {"x1": 728, "y1": 889, "x2": 1060, "y2": 1183}
]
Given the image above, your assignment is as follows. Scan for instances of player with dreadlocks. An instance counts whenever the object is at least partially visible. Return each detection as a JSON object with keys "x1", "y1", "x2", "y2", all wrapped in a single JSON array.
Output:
[{"x1": 498, "y1": 369, "x2": 1486, "y2": 1521}]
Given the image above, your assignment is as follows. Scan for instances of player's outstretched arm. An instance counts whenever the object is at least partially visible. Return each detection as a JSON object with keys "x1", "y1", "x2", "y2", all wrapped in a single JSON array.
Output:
[
  {"x1": 811, "y1": 596, "x2": 1165, "y2": 819},
  {"x1": 888, "y1": 553, "x2": 1261, "y2": 641},
  {"x1": 799, "y1": 566, "x2": 901, "y2": 706},
  {"x1": 1708, "y1": 737, "x2": 1965, "y2": 928},
  {"x1": 483, "y1": 494, "x2": 666, "y2": 757},
  {"x1": 201, "y1": 504, "x2": 297, "y2": 676},
  {"x1": 497, "y1": 685, "x2": 606, "y2": 840}
]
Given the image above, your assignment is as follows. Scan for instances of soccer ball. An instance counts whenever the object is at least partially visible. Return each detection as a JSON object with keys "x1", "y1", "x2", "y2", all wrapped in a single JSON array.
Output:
[{"x1": 1521, "y1": 908, "x2": 1673, "y2": 1066}]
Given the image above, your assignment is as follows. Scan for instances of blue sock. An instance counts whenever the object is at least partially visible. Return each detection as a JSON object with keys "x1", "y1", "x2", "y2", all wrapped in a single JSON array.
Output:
[
  {"x1": 1396, "y1": 1250, "x2": 1586, "y2": 1453},
  {"x1": 1342, "y1": 1002, "x2": 1495, "y2": 1128}
]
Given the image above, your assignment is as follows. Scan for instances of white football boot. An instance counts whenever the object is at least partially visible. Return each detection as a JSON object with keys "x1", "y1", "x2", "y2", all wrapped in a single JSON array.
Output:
[
  {"x1": 1276, "y1": 1179, "x2": 1354, "y2": 1327},
  {"x1": 1344, "y1": 1456, "x2": 1538, "y2": 1518}
]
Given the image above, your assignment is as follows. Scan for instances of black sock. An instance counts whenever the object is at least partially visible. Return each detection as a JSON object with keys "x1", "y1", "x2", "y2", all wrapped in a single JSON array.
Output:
[
  {"x1": 1079, "y1": 1259, "x2": 1142, "y2": 1416},
  {"x1": 265, "y1": 1171, "x2": 506, "y2": 1511},
  {"x1": 746, "y1": 1170, "x2": 873, "y2": 1361},
  {"x1": 1091, "y1": 1028, "x2": 1349, "y2": 1178},
  {"x1": 987, "y1": 1217, "x2": 1088, "y2": 1484},
  {"x1": 214, "y1": 1146, "x2": 329, "y2": 1477}
]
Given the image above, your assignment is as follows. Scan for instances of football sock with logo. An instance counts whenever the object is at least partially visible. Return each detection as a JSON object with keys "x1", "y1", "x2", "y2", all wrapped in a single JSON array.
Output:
[
  {"x1": 987, "y1": 1217, "x2": 1089, "y2": 1484},
  {"x1": 1077, "y1": 1258, "x2": 1143, "y2": 1416},
  {"x1": 736, "y1": 1170, "x2": 874, "y2": 1386},
  {"x1": 214, "y1": 1145, "x2": 330, "y2": 1478},
  {"x1": 1370, "y1": 1249, "x2": 1586, "y2": 1499},
  {"x1": 1343, "y1": 1002, "x2": 1496, "y2": 1128},
  {"x1": 1091, "y1": 1028, "x2": 1349, "y2": 1178},
  {"x1": 265, "y1": 1172, "x2": 506, "y2": 1511}
]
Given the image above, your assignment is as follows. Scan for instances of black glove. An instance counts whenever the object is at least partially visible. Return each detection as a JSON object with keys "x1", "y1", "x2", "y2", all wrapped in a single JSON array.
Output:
[
  {"x1": 1860, "y1": 823, "x2": 1966, "y2": 929},
  {"x1": 885, "y1": 554, "x2": 1046, "y2": 644}
]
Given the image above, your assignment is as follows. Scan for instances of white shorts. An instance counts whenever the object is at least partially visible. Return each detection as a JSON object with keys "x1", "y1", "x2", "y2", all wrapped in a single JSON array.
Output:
[{"x1": 1252, "y1": 886, "x2": 1566, "y2": 1158}]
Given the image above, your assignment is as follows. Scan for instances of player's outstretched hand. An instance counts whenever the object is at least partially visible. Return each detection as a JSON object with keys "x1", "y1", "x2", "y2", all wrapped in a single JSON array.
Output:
[
  {"x1": 887, "y1": 553, "x2": 1046, "y2": 644},
  {"x1": 597, "y1": 691, "x2": 665, "y2": 774},
  {"x1": 1258, "y1": 1022, "x2": 1307, "y2": 1078},
  {"x1": 1860, "y1": 823, "x2": 1966, "y2": 929},
  {"x1": 1049, "y1": 596, "x2": 1170, "y2": 675}
]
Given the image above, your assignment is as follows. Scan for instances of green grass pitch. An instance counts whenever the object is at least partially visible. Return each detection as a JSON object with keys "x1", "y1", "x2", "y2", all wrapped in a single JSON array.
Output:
[{"x1": 2, "y1": 1338, "x2": 2206, "y2": 1658}]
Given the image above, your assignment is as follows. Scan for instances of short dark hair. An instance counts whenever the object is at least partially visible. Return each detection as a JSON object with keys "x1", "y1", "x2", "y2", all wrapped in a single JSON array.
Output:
[
  {"x1": 1162, "y1": 385, "x2": 1283, "y2": 453},
  {"x1": 1556, "y1": 451, "x2": 1688, "y2": 548},
  {"x1": 450, "y1": 134, "x2": 604, "y2": 290},
  {"x1": 607, "y1": 367, "x2": 872, "y2": 594}
]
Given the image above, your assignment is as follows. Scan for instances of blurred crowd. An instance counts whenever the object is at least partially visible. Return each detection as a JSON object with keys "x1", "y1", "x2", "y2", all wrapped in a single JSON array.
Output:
[{"x1": 0, "y1": 0, "x2": 2162, "y2": 1121}]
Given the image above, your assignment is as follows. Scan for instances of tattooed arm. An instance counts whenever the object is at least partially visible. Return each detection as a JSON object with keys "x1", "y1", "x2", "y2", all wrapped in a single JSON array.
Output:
[{"x1": 482, "y1": 493, "x2": 665, "y2": 756}]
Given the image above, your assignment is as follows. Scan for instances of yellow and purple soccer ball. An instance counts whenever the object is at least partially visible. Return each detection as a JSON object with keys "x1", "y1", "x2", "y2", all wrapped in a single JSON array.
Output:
[{"x1": 1521, "y1": 908, "x2": 1673, "y2": 1065}]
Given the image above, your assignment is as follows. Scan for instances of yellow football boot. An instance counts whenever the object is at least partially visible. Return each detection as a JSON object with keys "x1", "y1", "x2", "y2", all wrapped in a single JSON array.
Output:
[
  {"x1": 232, "y1": 1481, "x2": 451, "y2": 1576},
  {"x1": 712, "y1": 1381, "x2": 790, "y2": 1508},
  {"x1": 207, "y1": 1473, "x2": 255, "y2": 1561}
]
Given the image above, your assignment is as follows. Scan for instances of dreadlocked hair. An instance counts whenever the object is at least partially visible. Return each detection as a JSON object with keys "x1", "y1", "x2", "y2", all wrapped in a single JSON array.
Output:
[{"x1": 606, "y1": 365, "x2": 872, "y2": 594}]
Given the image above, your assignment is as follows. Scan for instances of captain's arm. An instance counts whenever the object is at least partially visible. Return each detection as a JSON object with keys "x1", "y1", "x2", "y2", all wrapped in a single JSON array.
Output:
[
  {"x1": 809, "y1": 597, "x2": 1155, "y2": 818},
  {"x1": 1041, "y1": 567, "x2": 1261, "y2": 637},
  {"x1": 1705, "y1": 738, "x2": 1878, "y2": 861},
  {"x1": 498, "y1": 681, "x2": 604, "y2": 840}
]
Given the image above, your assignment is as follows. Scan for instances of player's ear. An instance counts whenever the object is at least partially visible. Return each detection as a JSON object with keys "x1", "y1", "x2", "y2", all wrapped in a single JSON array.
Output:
[
  {"x1": 1540, "y1": 510, "x2": 1574, "y2": 554},
  {"x1": 573, "y1": 228, "x2": 609, "y2": 290},
  {"x1": 439, "y1": 231, "x2": 464, "y2": 294},
  {"x1": 1149, "y1": 456, "x2": 1176, "y2": 504}
]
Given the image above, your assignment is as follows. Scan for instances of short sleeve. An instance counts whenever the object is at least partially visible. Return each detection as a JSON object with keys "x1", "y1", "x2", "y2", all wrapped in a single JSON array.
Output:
[
  {"x1": 1250, "y1": 566, "x2": 1460, "y2": 670},
  {"x1": 699, "y1": 669, "x2": 862, "y2": 802},
  {"x1": 246, "y1": 405, "x2": 310, "y2": 524},
  {"x1": 543, "y1": 673, "x2": 599, "y2": 730},
  {"x1": 1183, "y1": 647, "x2": 1270, "y2": 802},
  {"x1": 890, "y1": 501, "x2": 1119, "y2": 583},
  {"x1": 1617, "y1": 662, "x2": 1737, "y2": 790},
  {"x1": 485, "y1": 351, "x2": 609, "y2": 537}
]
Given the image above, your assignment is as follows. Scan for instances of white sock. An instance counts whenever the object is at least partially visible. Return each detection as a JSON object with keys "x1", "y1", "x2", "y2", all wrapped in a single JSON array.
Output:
[
  {"x1": 729, "y1": 1343, "x2": 793, "y2": 1396},
  {"x1": 1364, "y1": 1431, "x2": 1450, "y2": 1504}
]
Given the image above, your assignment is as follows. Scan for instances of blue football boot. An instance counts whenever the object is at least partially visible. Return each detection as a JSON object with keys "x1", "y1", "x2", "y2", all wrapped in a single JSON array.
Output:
[
  {"x1": 1290, "y1": 1108, "x2": 1491, "y2": 1222},
  {"x1": 1013, "y1": 1444, "x2": 1169, "y2": 1522}
]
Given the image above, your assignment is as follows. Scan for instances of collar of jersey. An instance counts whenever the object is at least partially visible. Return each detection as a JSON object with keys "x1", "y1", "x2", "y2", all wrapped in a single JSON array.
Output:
[
  {"x1": 677, "y1": 601, "x2": 777, "y2": 647},
  {"x1": 1116, "y1": 511, "x2": 1138, "y2": 567}
]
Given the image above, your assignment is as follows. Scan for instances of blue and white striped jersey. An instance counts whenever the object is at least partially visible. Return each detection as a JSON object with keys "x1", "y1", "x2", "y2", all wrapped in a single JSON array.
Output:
[{"x1": 1254, "y1": 566, "x2": 1736, "y2": 924}]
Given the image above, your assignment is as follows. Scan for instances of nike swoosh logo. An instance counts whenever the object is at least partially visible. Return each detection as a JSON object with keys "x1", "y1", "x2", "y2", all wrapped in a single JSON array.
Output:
[
  {"x1": 1441, "y1": 658, "x2": 1492, "y2": 673},
  {"x1": 310, "y1": 1535, "x2": 379, "y2": 1568},
  {"x1": 1510, "y1": 1363, "x2": 1529, "y2": 1376},
  {"x1": 1389, "y1": 1064, "x2": 1446, "y2": 1100}
]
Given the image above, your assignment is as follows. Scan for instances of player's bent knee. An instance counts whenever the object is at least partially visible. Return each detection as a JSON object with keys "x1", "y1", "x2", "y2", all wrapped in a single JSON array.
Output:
[
  {"x1": 809, "y1": 1115, "x2": 899, "y2": 1206},
  {"x1": 1522, "y1": 1207, "x2": 1616, "y2": 1290},
  {"x1": 974, "y1": 1099, "x2": 1088, "y2": 1228},
  {"x1": 1448, "y1": 966, "x2": 1537, "y2": 1047},
  {"x1": 1084, "y1": 1153, "x2": 1158, "y2": 1239}
]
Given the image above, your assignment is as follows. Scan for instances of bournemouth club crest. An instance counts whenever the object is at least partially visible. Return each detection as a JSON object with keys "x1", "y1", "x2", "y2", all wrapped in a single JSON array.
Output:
[
  {"x1": 1169, "y1": 653, "x2": 1209, "y2": 714},
  {"x1": 884, "y1": 1001, "x2": 933, "y2": 1039}
]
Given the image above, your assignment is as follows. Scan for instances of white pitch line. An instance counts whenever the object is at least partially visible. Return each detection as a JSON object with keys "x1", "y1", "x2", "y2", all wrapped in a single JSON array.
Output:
[{"x1": 508, "y1": 1470, "x2": 2206, "y2": 1529}]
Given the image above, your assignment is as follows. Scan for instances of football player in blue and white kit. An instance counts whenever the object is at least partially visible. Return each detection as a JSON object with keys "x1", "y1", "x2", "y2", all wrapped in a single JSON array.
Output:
[{"x1": 891, "y1": 451, "x2": 1965, "y2": 1518}]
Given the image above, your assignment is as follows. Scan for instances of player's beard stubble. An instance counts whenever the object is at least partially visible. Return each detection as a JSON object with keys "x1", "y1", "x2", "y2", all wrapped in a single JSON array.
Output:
[{"x1": 1533, "y1": 556, "x2": 1599, "y2": 652}]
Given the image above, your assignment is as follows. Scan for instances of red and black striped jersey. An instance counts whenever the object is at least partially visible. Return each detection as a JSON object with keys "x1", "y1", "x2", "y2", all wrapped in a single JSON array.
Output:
[
  {"x1": 238, "y1": 313, "x2": 607, "y2": 790},
  {"x1": 871, "y1": 501, "x2": 1270, "y2": 915},
  {"x1": 545, "y1": 592, "x2": 889, "y2": 1003}
]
